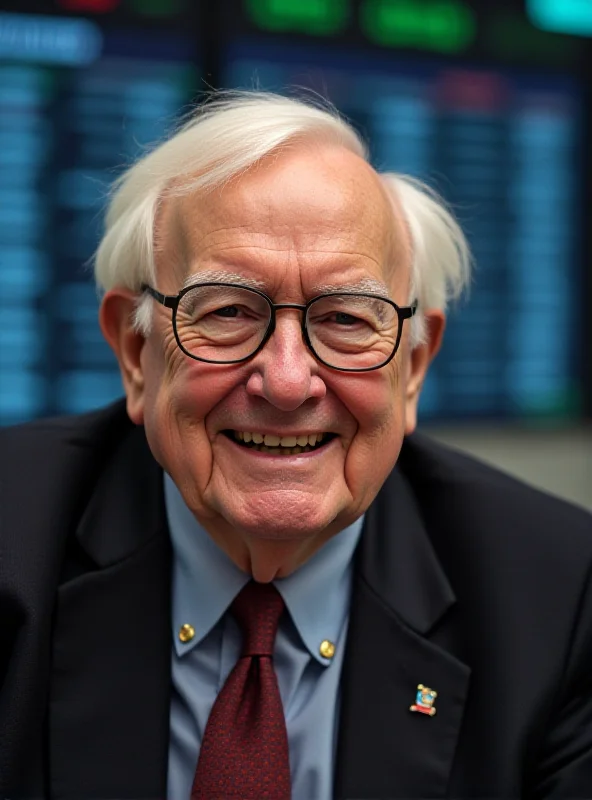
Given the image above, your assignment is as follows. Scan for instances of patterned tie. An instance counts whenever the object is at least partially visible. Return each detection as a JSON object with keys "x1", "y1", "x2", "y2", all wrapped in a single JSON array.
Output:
[{"x1": 191, "y1": 580, "x2": 291, "y2": 800}]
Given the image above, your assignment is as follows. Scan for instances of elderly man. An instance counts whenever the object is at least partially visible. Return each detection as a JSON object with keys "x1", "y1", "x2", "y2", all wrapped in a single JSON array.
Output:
[{"x1": 1, "y1": 92, "x2": 591, "y2": 800}]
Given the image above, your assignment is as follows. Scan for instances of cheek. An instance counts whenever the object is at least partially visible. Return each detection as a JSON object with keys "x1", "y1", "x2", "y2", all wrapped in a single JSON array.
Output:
[
  {"x1": 143, "y1": 331, "x2": 219, "y2": 423},
  {"x1": 332, "y1": 361, "x2": 403, "y2": 439},
  {"x1": 139, "y1": 339, "x2": 189, "y2": 469},
  {"x1": 331, "y1": 365, "x2": 405, "y2": 497},
  {"x1": 141, "y1": 347, "x2": 245, "y2": 490}
]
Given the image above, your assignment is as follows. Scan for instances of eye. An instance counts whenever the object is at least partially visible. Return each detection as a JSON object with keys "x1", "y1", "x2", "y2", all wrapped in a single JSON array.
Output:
[
  {"x1": 311, "y1": 310, "x2": 369, "y2": 327},
  {"x1": 333, "y1": 312, "x2": 359, "y2": 325},
  {"x1": 213, "y1": 305, "x2": 240, "y2": 318}
]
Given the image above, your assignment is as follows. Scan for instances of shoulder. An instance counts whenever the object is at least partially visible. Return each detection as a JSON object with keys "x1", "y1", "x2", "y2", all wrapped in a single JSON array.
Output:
[
  {"x1": 399, "y1": 431, "x2": 592, "y2": 558},
  {"x1": 0, "y1": 400, "x2": 137, "y2": 559},
  {"x1": 0, "y1": 400, "x2": 146, "y2": 609},
  {"x1": 0, "y1": 399, "x2": 132, "y2": 472},
  {"x1": 401, "y1": 430, "x2": 592, "y2": 527}
]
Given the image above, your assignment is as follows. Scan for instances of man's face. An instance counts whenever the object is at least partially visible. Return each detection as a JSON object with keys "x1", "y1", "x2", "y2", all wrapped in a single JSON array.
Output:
[{"x1": 104, "y1": 144, "x2": 436, "y2": 576}]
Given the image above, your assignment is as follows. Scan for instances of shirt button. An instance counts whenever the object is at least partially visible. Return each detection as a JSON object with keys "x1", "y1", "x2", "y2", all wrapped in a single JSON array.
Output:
[
  {"x1": 319, "y1": 639, "x2": 336, "y2": 659},
  {"x1": 179, "y1": 623, "x2": 195, "y2": 643}
]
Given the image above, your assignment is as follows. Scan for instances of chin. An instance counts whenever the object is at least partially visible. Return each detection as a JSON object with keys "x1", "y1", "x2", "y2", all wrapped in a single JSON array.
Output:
[{"x1": 218, "y1": 489, "x2": 347, "y2": 542}]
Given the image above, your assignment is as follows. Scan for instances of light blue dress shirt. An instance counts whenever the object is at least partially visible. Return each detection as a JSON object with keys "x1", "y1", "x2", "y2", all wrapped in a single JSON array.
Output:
[{"x1": 164, "y1": 473, "x2": 364, "y2": 800}]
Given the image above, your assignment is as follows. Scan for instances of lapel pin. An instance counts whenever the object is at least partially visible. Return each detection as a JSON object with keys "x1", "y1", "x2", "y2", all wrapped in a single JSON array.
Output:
[{"x1": 410, "y1": 684, "x2": 437, "y2": 716}]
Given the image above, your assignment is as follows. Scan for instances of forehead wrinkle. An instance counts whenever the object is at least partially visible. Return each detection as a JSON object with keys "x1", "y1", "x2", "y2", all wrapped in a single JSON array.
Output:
[
  {"x1": 182, "y1": 239, "x2": 387, "y2": 283},
  {"x1": 196, "y1": 242, "x2": 387, "y2": 268},
  {"x1": 185, "y1": 223, "x2": 262, "y2": 253},
  {"x1": 189, "y1": 223, "x2": 385, "y2": 255}
]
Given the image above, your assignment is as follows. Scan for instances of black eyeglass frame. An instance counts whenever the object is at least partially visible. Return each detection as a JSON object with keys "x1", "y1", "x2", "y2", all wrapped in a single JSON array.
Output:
[{"x1": 141, "y1": 282, "x2": 418, "y2": 373}]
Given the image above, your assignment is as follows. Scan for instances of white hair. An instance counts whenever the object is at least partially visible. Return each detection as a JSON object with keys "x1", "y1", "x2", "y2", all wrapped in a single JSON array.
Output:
[{"x1": 94, "y1": 91, "x2": 471, "y2": 346}]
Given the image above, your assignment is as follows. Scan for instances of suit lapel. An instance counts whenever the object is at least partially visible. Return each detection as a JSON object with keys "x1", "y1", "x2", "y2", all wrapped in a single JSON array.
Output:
[
  {"x1": 47, "y1": 427, "x2": 172, "y2": 799},
  {"x1": 335, "y1": 467, "x2": 471, "y2": 799}
]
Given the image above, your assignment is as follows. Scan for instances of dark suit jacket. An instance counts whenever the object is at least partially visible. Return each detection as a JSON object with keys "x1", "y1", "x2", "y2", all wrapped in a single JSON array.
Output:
[{"x1": 1, "y1": 399, "x2": 592, "y2": 799}]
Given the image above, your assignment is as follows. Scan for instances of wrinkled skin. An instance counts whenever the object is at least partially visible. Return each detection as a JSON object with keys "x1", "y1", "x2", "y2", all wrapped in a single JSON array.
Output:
[{"x1": 101, "y1": 143, "x2": 444, "y2": 581}]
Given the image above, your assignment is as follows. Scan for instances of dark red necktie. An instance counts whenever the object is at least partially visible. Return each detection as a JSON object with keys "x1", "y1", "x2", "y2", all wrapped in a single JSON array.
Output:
[{"x1": 191, "y1": 580, "x2": 291, "y2": 800}]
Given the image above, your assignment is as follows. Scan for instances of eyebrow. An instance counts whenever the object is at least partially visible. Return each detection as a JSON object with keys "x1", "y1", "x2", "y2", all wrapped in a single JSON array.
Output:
[
  {"x1": 181, "y1": 270, "x2": 267, "y2": 292},
  {"x1": 182, "y1": 270, "x2": 391, "y2": 297},
  {"x1": 310, "y1": 278, "x2": 390, "y2": 296}
]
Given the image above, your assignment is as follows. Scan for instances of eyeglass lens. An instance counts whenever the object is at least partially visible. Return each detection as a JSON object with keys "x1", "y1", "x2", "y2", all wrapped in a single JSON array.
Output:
[{"x1": 175, "y1": 285, "x2": 400, "y2": 368}]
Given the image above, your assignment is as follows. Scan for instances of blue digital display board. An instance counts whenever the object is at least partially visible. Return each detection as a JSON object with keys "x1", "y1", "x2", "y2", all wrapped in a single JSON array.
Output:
[
  {"x1": 0, "y1": 12, "x2": 197, "y2": 425},
  {"x1": 223, "y1": 41, "x2": 584, "y2": 422},
  {"x1": 0, "y1": 17, "x2": 585, "y2": 426}
]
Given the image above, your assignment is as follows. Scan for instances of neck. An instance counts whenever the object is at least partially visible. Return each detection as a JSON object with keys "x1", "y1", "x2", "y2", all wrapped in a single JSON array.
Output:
[{"x1": 205, "y1": 524, "x2": 339, "y2": 581}]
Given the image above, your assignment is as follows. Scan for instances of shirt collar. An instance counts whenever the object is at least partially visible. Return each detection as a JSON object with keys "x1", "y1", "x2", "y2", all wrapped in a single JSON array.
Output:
[
  {"x1": 275, "y1": 517, "x2": 363, "y2": 665},
  {"x1": 165, "y1": 472, "x2": 364, "y2": 665}
]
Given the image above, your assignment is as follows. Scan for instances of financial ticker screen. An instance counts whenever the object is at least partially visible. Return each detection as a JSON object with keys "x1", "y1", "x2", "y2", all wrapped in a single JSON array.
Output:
[
  {"x1": 0, "y1": 10, "x2": 198, "y2": 425},
  {"x1": 224, "y1": 41, "x2": 584, "y2": 423}
]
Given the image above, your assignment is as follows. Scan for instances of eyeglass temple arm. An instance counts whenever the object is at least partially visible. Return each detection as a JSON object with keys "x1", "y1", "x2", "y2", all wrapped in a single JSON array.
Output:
[
  {"x1": 400, "y1": 300, "x2": 419, "y2": 319},
  {"x1": 141, "y1": 284, "x2": 177, "y2": 309}
]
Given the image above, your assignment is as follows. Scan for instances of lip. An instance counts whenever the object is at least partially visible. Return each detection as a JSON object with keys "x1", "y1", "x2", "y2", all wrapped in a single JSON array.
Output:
[{"x1": 221, "y1": 429, "x2": 332, "y2": 438}]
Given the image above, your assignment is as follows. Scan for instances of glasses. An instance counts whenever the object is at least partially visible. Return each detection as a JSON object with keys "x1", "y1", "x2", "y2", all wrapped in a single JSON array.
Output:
[{"x1": 141, "y1": 282, "x2": 418, "y2": 373}]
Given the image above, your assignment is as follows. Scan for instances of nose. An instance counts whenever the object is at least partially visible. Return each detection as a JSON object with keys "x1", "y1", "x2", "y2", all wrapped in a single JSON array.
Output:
[{"x1": 245, "y1": 312, "x2": 327, "y2": 411}]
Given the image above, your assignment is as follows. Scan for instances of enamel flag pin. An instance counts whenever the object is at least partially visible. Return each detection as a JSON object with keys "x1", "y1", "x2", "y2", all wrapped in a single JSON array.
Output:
[{"x1": 410, "y1": 684, "x2": 437, "y2": 716}]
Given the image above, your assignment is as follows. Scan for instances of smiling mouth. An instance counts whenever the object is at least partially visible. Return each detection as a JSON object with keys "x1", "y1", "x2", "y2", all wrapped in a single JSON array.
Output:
[{"x1": 223, "y1": 430, "x2": 336, "y2": 456}]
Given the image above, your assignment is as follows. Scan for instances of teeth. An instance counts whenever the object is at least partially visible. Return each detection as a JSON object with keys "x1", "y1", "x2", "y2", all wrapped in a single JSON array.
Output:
[{"x1": 233, "y1": 430, "x2": 330, "y2": 449}]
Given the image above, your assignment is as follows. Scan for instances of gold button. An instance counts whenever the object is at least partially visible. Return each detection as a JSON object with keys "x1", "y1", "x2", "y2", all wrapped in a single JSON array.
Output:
[
  {"x1": 319, "y1": 639, "x2": 335, "y2": 659},
  {"x1": 179, "y1": 623, "x2": 195, "y2": 643}
]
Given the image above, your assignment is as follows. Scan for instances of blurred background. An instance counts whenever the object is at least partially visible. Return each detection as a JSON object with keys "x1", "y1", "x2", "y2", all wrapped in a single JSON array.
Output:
[{"x1": 0, "y1": 0, "x2": 590, "y2": 508}]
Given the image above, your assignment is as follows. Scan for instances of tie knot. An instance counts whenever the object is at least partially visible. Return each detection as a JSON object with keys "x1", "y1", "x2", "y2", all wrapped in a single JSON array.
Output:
[{"x1": 231, "y1": 581, "x2": 285, "y2": 657}]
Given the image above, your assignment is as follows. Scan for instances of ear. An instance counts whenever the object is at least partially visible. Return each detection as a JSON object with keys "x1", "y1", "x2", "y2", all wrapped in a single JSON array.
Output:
[
  {"x1": 99, "y1": 289, "x2": 146, "y2": 425},
  {"x1": 404, "y1": 309, "x2": 445, "y2": 435}
]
